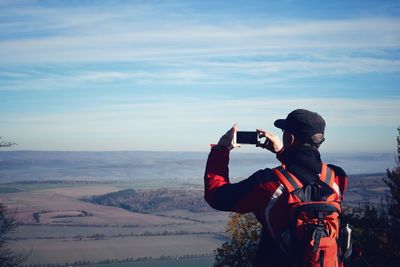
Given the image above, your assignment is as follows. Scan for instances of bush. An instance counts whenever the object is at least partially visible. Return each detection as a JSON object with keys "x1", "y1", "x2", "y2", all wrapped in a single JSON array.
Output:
[
  {"x1": 214, "y1": 213, "x2": 261, "y2": 267},
  {"x1": 344, "y1": 127, "x2": 400, "y2": 267}
]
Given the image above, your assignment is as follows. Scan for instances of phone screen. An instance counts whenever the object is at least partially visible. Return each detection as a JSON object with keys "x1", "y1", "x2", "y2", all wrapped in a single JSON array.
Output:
[{"x1": 236, "y1": 131, "x2": 258, "y2": 144}]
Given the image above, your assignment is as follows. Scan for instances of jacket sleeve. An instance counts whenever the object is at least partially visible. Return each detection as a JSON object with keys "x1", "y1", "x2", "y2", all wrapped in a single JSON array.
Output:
[{"x1": 204, "y1": 145, "x2": 276, "y2": 213}]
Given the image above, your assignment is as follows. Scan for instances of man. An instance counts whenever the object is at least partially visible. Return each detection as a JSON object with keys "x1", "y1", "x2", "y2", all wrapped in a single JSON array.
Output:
[{"x1": 204, "y1": 109, "x2": 348, "y2": 266}]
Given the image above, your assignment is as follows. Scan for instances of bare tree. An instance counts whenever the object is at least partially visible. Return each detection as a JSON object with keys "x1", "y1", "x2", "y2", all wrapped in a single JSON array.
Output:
[
  {"x1": 0, "y1": 204, "x2": 30, "y2": 266},
  {"x1": 0, "y1": 137, "x2": 16, "y2": 148},
  {"x1": 0, "y1": 137, "x2": 29, "y2": 266}
]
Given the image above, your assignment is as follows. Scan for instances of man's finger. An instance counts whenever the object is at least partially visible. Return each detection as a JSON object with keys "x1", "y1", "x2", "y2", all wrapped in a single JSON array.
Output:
[
  {"x1": 233, "y1": 143, "x2": 241, "y2": 149},
  {"x1": 263, "y1": 131, "x2": 276, "y2": 139},
  {"x1": 256, "y1": 128, "x2": 266, "y2": 137},
  {"x1": 226, "y1": 123, "x2": 238, "y2": 134},
  {"x1": 232, "y1": 123, "x2": 238, "y2": 132},
  {"x1": 257, "y1": 129, "x2": 276, "y2": 139}
]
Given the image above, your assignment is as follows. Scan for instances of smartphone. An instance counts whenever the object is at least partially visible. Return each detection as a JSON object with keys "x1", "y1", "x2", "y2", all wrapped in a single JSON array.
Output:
[{"x1": 235, "y1": 131, "x2": 259, "y2": 145}]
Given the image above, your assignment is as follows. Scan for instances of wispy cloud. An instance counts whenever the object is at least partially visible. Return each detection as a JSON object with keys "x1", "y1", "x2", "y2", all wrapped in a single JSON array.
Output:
[
  {"x1": 1, "y1": 1, "x2": 399, "y2": 92},
  {"x1": 1, "y1": 5, "x2": 399, "y2": 64},
  {"x1": 0, "y1": 1, "x2": 399, "y2": 152},
  {"x1": 1, "y1": 55, "x2": 400, "y2": 91},
  {"x1": 3, "y1": 96, "x2": 398, "y2": 129}
]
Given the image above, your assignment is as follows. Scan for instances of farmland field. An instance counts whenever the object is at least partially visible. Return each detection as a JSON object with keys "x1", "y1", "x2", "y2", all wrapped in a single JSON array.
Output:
[
  {"x1": 12, "y1": 234, "x2": 224, "y2": 265},
  {"x1": 0, "y1": 151, "x2": 392, "y2": 266},
  {"x1": 0, "y1": 181, "x2": 228, "y2": 266},
  {"x1": 1, "y1": 185, "x2": 190, "y2": 225},
  {"x1": 82, "y1": 257, "x2": 215, "y2": 267},
  {"x1": 13, "y1": 222, "x2": 226, "y2": 240}
]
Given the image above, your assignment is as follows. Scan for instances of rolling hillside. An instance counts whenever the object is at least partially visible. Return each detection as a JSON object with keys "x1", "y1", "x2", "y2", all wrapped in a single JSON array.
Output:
[{"x1": 83, "y1": 188, "x2": 214, "y2": 213}]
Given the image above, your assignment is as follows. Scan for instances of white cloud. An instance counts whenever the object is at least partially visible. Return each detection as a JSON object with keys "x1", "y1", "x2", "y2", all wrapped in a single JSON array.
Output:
[
  {"x1": 0, "y1": 15, "x2": 399, "y2": 65},
  {"x1": 76, "y1": 71, "x2": 130, "y2": 82},
  {"x1": 1, "y1": 5, "x2": 399, "y2": 92},
  {"x1": 1, "y1": 55, "x2": 399, "y2": 92},
  {"x1": 1, "y1": 2, "x2": 399, "y2": 91}
]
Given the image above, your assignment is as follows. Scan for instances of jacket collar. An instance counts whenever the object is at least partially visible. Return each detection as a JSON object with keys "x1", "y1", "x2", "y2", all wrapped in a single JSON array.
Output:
[{"x1": 278, "y1": 146, "x2": 322, "y2": 184}]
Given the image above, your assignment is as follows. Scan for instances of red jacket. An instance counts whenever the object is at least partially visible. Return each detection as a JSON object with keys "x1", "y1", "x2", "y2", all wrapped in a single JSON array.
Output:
[{"x1": 204, "y1": 145, "x2": 348, "y2": 266}]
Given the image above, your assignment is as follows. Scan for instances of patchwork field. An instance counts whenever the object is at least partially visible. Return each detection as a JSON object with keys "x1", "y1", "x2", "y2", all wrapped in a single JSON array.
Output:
[
  {"x1": 12, "y1": 234, "x2": 224, "y2": 265},
  {"x1": 343, "y1": 173, "x2": 389, "y2": 207},
  {"x1": 0, "y1": 182, "x2": 228, "y2": 266},
  {"x1": 0, "y1": 164, "x2": 390, "y2": 266},
  {"x1": 1, "y1": 185, "x2": 189, "y2": 226},
  {"x1": 83, "y1": 257, "x2": 215, "y2": 267}
]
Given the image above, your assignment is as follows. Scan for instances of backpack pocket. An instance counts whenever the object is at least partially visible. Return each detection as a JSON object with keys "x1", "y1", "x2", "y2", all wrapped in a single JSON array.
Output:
[{"x1": 306, "y1": 237, "x2": 339, "y2": 267}]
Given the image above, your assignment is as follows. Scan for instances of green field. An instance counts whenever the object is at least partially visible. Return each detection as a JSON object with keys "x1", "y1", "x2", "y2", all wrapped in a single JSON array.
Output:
[
  {"x1": 14, "y1": 223, "x2": 226, "y2": 239},
  {"x1": 0, "y1": 186, "x2": 24, "y2": 193},
  {"x1": 14, "y1": 234, "x2": 224, "y2": 265},
  {"x1": 82, "y1": 257, "x2": 214, "y2": 267},
  {"x1": 0, "y1": 182, "x2": 81, "y2": 193},
  {"x1": 0, "y1": 178, "x2": 202, "y2": 194}
]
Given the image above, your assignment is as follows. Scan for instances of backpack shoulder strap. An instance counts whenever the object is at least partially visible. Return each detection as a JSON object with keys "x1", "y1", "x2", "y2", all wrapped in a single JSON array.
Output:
[
  {"x1": 320, "y1": 162, "x2": 343, "y2": 199},
  {"x1": 273, "y1": 165, "x2": 303, "y2": 193},
  {"x1": 319, "y1": 162, "x2": 335, "y2": 187}
]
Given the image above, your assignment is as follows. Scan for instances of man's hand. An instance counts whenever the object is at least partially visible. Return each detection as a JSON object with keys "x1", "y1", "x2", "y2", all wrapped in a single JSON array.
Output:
[
  {"x1": 218, "y1": 124, "x2": 240, "y2": 150},
  {"x1": 256, "y1": 129, "x2": 283, "y2": 153}
]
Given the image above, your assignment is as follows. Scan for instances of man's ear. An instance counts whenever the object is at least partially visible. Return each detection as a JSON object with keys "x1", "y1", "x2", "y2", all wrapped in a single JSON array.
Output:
[
  {"x1": 288, "y1": 133, "x2": 295, "y2": 146},
  {"x1": 283, "y1": 132, "x2": 295, "y2": 147}
]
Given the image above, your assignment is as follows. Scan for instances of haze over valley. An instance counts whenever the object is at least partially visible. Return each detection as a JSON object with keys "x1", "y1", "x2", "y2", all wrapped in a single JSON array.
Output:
[{"x1": 0, "y1": 150, "x2": 392, "y2": 266}]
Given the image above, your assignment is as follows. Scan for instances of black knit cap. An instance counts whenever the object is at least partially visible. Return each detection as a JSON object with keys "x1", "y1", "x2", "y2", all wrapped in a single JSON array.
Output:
[{"x1": 274, "y1": 109, "x2": 325, "y2": 139}]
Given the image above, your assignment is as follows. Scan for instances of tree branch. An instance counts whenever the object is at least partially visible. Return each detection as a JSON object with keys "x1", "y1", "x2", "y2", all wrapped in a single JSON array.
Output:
[{"x1": 0, "y1": 137, "x2": 16, "y2": 148}]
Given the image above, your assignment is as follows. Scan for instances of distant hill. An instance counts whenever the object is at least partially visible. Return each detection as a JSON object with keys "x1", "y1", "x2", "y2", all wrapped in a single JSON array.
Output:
[
  {"x1": 0, "y1": 151, "x2": 394, "y2": 182},
  {"x1": 0, "y1": 151, "x2": 210, "y2": 182},
  {"x1": 83, "y1": 172, "x2": 389, "y2": 214},
  {"x1": 344, "y1": 173, "x2": 389, "y2": 206},
  {"x1": 82, "y1": 188, "x2": 215, "y2": 213}
]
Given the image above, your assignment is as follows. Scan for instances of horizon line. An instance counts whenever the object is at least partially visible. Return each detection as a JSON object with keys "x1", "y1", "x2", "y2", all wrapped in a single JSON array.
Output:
[{"x1": 0, "y1": 149, "x2": 394, "y2": 155}]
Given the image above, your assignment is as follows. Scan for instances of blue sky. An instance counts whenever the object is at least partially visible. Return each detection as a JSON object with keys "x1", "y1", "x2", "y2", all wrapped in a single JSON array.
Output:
[{"x1": 0, "y1": 0, "x2": 399, "y2": 153}]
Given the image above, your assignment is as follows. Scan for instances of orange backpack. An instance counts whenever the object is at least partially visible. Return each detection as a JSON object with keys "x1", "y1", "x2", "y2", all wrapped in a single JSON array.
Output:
[{"x1": 271, "y1": 164, "x2": 344, "y2": 267}]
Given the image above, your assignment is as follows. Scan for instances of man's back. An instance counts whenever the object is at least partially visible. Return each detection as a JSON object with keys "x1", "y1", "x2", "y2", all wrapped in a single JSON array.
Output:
[
  {"x1": 204, "y1": 145, "x2": 347, "y2": 266},
  {"x1": 204, "y1": 109, "x2": 349, "y2": 266}
]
